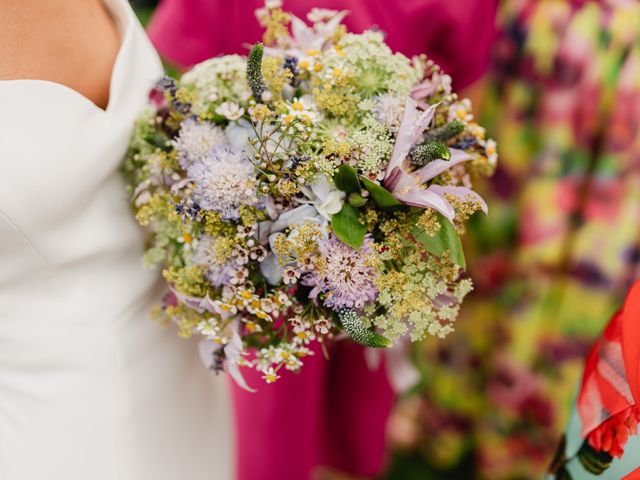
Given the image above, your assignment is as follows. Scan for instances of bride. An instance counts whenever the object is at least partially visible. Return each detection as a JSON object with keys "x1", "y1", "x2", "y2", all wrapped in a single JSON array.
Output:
[{"x1": 0, "y1": 0, "x2": 234, "y2": 479}]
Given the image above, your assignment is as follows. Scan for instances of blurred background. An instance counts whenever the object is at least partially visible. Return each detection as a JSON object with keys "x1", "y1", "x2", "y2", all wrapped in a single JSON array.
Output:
[{"x1": 130, "y1": 1, "x2": 640, "y2": 478}]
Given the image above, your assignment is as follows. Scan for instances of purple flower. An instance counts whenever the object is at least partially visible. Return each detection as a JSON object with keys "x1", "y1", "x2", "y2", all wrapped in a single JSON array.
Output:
[
  {"x1": 187, "y1": 145, "x2": 259, "y2": 221},
  {"x1": 383, "y1": 97, "x2": 488, "y2": 221},
  {"x1": 304, "y1": 234, "x2": 378, "y2": 310}
]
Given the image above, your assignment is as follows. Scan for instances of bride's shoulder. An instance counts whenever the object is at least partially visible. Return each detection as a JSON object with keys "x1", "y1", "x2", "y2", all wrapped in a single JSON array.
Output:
[{"x1": 0, "y1": 0, "x2": 120, "y2": 109}]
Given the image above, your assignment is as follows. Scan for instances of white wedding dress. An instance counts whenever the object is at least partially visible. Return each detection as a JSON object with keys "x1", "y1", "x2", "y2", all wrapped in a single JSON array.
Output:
[{"x1": 0, "y1": 1, "x2": 234, "y2": 479}]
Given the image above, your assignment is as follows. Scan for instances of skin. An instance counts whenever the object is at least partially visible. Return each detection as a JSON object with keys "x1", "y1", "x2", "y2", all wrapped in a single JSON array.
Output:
[{"x1": 0, "y1": 0, "x2": 120, "y2": 109}]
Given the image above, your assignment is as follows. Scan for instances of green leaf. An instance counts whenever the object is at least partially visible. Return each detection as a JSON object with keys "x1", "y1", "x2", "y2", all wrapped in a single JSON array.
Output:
[
  {"x1": 334, "y1": 165, "x2": 361, "y2": 194},
  {"x1": 360, "y1": 177, "x2": 402, "y2": 210},
  {"x1": 331, "y1": 203, "x2": 366, "y2": 250},
  {"x1": 413, "y1": 212, "x2": 466, "y2": 269},
  {"x1": 348, "y1": 192, "x2": 368, "y2": 207}
]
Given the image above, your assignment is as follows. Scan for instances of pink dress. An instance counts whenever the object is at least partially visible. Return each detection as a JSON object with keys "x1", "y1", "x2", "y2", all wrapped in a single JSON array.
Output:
[
  {"x1": 147, "y1": 2, "x2": 497, "y2": 479},
  {"x1": 148, "y1": 0, "x2": 497, "y2": 90}
]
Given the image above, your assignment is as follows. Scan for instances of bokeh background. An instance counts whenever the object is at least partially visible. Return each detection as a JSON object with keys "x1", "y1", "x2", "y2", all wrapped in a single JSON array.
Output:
[{"x1": 130, "y1": 1, "x2": 640, "y2": 478}]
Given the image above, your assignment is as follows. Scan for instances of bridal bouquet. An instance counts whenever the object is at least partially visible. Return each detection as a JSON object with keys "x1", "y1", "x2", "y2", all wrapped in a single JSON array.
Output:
[{"x1": 124, "y1": 1, "x2": 497, "y2": 388}]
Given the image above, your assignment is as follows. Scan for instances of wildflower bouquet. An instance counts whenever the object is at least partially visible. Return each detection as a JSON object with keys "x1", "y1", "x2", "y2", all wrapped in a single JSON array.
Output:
[{"x1": 124, "y1": 2, "x2": 497, "y2": 388}]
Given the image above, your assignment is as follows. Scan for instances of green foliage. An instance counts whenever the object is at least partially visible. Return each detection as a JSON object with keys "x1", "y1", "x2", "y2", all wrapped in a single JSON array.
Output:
[
  {"x1": 413, "y1": 213, "x2": 466, "y2": 269},
  {"x1": 334, "y1": 164, "x2": 361, "y2": 194},
  {"x1": 348, "y1": 192, "x2": 368, "y2": 207},
  {"x1": 360, "y1": 177, "x2": 402, "y2": 210},
  {"x1": 331, "y1": 203, "x2": 366, "y2": 249}
]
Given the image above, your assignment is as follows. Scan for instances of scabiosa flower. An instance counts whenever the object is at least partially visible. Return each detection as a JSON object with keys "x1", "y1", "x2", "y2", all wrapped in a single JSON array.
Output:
[
  {"x1": 305, "y1": 234, "x2": 379, "y2": 310},
  {"x1": 187, "y1": 145, "x2": 260, "y2": 220},
  {"x1": 172, "y1": 118, "x2": 225, "y2": 169}
]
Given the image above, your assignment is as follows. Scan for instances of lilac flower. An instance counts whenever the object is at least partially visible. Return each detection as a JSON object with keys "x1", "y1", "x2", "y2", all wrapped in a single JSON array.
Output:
[
  {"x1": 187, "y1": 145, "x2": 259, "y2": 220},
  {"x1": 304, "y1": 234, "x2": 378, "y2": 310},
  {"x1": 383, "y1": 97, "x2": 488, "y2": 221},
  {"x1": 172, "y1": 118, "x2": 226, "y2": 169}
]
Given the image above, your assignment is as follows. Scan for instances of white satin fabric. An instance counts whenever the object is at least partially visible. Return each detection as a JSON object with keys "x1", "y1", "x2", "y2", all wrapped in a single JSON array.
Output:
[{"x1": 0, "y1": 1, "x2": 234, "y2": 479}]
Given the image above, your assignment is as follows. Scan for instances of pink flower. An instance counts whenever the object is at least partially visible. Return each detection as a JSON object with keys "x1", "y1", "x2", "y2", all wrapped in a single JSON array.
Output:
[{"x1": 383, "y1": 98, "x2": 487, "y2": 222}]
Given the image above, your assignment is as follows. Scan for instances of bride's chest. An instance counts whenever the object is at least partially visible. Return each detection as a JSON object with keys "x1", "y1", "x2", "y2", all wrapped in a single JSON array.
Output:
[{"x1": 0, "y1": 104, "x2": 133, "y2": 225}]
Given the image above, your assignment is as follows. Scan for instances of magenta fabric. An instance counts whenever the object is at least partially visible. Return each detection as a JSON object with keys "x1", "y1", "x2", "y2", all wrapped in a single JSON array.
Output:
[
  {"x1": 147, "y1": 2, "x2": 498, "y2": 478},
  {"x1": 229, "y1": 341, "x2": 394, "y2": 480},
  {"x1": 147, "y1": 0, "x2": 498, "y2": 90}
]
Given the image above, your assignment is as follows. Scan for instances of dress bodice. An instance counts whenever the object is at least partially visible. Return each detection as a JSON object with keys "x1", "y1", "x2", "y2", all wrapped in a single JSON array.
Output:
[
  {"x1": 0, "y1": 1, "x2": 233, "y2": 479},
  {"x1": 0, "y1": 0, "x2": 161, "y2": 311}
]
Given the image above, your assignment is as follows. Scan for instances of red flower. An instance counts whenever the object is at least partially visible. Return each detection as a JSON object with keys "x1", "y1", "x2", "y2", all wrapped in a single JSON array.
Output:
[{"x1": 587, "y1": 407, "x2": 640, "y2": 458}]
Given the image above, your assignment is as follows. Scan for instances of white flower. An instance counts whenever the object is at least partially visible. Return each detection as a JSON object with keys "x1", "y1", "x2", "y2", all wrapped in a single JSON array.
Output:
[
  {"x1": 448, "y1": 98, "x2": 473, "y2": 124},
  {"x1": 265, "y1": 0, "x2": 282, "y2": 9},
  {"x1": 293, "y1": 325, "x2": 316, "y2": 345},
  {"x1": 196, "y1": 319, "x2": 220, "y2": 339},
  {"x1": 300, "y1": 174, "x2": 345, "y2": 220},
  {"x1": 314, "y1": 318, "x2": 331, "y2": 334},
  {"x1": 216, "y1": 101, "x2": 245, "y2": 121},
  {"x1": 282, "y1": 267, "x2": 300, "y2": 285},
  {"x1": 373, "y1": 94, "x2": 406, "y2": 133},
  {"x1": 288, "y1": 316, "x2": 303, "y2": 328},
  {"x1": 282, "y1": 96, "x2": 319, "y2": 125},
  {"x1": 307, "y1": 7, "x2": 340, "y2": 23},
  {"x1": 229, "y1": 267, "x2": 249, "y2": 285},
  {"x1": 485, "y1": 139, "x2": 498, "y2": 166},
  {"x1": 261, "y1": 367, "x2": 280, "y2": 383}
]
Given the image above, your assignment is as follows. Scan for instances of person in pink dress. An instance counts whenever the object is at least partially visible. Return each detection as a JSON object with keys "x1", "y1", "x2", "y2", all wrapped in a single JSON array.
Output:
[{"x1": 147, "y1": 2, "x2": 497, "y2": 479}]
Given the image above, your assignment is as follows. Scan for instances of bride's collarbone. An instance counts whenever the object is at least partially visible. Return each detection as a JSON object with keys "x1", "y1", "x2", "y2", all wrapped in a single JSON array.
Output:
[{"x1": 0, "y1": 0, "x2": 120, "y2": 109}]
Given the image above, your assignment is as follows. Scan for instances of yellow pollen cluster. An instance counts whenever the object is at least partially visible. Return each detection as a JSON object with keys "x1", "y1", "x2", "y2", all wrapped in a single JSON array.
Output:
[
  {"x1": 277, "y1": 178, "x2": 300, "y2": 197},
  {"x1": 258, "y1": 8, "x2": 291, "y2": 46},
  {"x1": 163, "y1": 265, "x2": 208, "y2": 297},
  {"x1": 202, "y1": 210, "x2": 236, "y2": 237},
  {"x1": 417, "y1": 209, "x2": 441, "y2": 236},
  {"x1": 262, "y1": 56, "x2": 293, "y2": 104},
  {"x1": 175, "y1": 87, "x2": 197, "y2": 107},
  {"x1": 444, "y1": 194, "x2": 482, "y2": 234},
  {"x1": 249, "y1": 104, "x2": 273, "y2": 123},
  {"x1": 322, "y1": 138, "x2": 351, "y2": 159}
]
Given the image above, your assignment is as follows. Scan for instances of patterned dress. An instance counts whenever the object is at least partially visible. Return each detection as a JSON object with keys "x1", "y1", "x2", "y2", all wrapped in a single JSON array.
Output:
[{"x1": 385, "y1": 1, "x2": 640, "y2": 479}]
